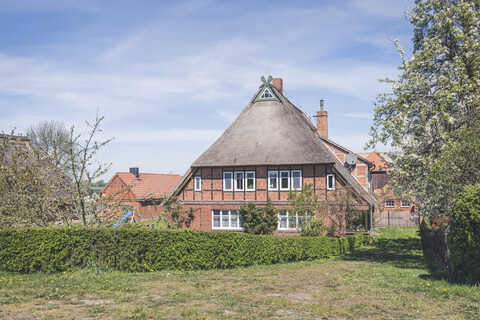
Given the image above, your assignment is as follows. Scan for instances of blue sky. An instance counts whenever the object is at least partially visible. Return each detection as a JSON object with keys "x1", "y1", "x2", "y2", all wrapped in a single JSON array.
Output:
[{"x1": 0, "y1": 0, "x2": 414, "y2": 180}]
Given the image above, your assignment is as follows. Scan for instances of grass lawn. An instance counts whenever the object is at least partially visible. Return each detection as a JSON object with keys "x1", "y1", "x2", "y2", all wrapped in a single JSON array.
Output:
[{"x1": 0, "y1": 227, "x2": 479, "y2": 319}]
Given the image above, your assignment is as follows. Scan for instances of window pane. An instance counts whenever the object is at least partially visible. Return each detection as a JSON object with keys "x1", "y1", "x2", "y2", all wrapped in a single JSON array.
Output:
[
  {"x1": 230, "y1": 211, "x2": 238, "y2": 228},
  {"x1": 224, "y1": 172, "x2": 232, "y2": 190},
  {"x1": 292, "y1": 171, "x2": 301, "y2": 189},
  {"x1": 246, "y1": 171, "x2": 255, "y2": 190},
  {"x1": 235, "y1": 172, "x2": 244, "y2": 190},
  {"x1": 222, "y1": 213, "x2": 229, "y2": 227},
  {"x1": 298, "y1": 215, "x2": 306, "y2": 227},
  {"x1": 279, "y1": 217, "x2": 287, "y2": 228},
  {"x1": 213, "y1": 210, "x2": 220, "y2": 228},
  {"x1": 269, "y1": 171, "x2": 278, "y2": 189},
  {"x1": 289, "y1": 217, "x2": 296, "y2": 228},
  {"x1": 327, "y1": 174, "x2": 335, "y2": 189},
  {"x1": 280, "y1": 171, "x2": 289, "y2": 189}
]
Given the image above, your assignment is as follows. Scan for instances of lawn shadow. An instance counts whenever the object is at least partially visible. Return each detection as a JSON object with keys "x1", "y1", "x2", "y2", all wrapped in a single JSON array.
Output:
[{"x1": 340, "y1": 236, "x2": 428, "y2": 270}]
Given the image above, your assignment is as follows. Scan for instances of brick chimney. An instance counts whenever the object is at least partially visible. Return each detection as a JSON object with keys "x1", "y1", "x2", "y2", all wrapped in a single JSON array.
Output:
[
  {"x1": 316, "y1": 100, "x2": 328, "y2": 138},
  {"x1": 272, "y1": 78, "x2": 283, "y2": 94},
  {"x1": 130, "y1": 167, "x2": 139, "y2": 179}
]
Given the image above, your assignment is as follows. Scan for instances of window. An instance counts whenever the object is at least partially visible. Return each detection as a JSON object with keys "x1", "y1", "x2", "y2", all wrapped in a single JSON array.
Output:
[
  {"x1": 234, "y1": 172, "x2": 244, "y2": 191},
  {"x1": 223, "y1": 172, "x2": 233, "y2": 191},
  {"x1": 278, "y1": 211, "x2": 309, "y2": 230},
  {"x1": 280, "y1": 170, "x2": 290, "y2": 190},
  {"x1": 385, "y1": 200, "x2": 395, "y2": 208},
  {"x1": 268, "y1": 171, "x2": 278, "y2": 190},
  {"x1": 401, "y1": 200, "x2": 410, "y2": 208},
  {"x1": 291, "y1": 170, "x2": 302, "y2": 190},
  {"x1": 212, "y1": 210, "x2": 242, "y2": 229},
  {"x1": 260, "y1": 88, "x2": 273, "y2": 99},
  {"x1": 246, "y1": 171, "x2": 255, "y2": 191},
  {"x1": 194, "y1": 176, "x2": 201, "y2": 191},
  {"x1": 327, "y1": 173, "x2": 335, "y2": 190}
]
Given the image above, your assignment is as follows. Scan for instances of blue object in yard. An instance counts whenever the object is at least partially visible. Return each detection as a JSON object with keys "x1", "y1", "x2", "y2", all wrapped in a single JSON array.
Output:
[{"x1": 113, "y1": 211, "x2": 134, "y2": 227}]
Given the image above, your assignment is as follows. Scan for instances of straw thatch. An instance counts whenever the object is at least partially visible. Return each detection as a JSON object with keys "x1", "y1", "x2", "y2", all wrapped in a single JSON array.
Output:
[{"x1": 192, "y1": 85, "x2": 334, "y2": 167}]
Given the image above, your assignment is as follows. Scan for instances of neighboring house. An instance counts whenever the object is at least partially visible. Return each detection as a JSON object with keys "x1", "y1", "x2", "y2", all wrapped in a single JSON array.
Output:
[
  {"x1": 167, "y1": 77, "x2": 377, "y2": 234},
  {"x1": 357, "y1": 151, "x2": 419, "y2": 227},
  {"x1": 102, "y1": 168, "x2": 181, "y2": 220}
]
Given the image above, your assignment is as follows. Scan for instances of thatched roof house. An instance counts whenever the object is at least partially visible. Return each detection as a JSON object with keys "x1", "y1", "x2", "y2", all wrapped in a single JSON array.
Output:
[{"x1": 169, "y1": 77, "x2": 377, "y2": 234}]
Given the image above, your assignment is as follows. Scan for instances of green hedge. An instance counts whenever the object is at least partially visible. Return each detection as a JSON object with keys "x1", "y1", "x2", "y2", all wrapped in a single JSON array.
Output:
[
  {"x1": 449, "y1": 183, "x2": 480, "y2": 283},
  {"x1": 0, "y1": 228, "x2": 368, "y2": 273}
]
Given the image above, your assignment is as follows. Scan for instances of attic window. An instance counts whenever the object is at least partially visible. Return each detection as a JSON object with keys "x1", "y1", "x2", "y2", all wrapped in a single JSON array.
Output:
[
  {"x1": 260, "y1": 88, "x2": 273, "y2": 99},
  {"x1": 254, "y1": 86, "x2": 280, "y2": 102}
]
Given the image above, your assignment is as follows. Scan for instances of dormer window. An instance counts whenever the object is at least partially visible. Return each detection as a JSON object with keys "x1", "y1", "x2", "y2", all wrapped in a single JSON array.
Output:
[
  {"x1": 254, "y1": 85, "x2": 280, "y2": 102},
  {"x1": 260, "y1": 88, "x2": 273, "y2": 99}
]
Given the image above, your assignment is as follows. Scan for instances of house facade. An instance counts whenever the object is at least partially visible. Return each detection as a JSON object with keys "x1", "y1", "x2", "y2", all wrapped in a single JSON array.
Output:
[
  {"x1": 102, "y1": 168, "x2": 181, "y2": 220},
  {"x1": 168, "y1": 77, "x2": 377, "y2": 234},
  {"x1": 357, "y1": 151, "x2": 419, "y2": 227}
]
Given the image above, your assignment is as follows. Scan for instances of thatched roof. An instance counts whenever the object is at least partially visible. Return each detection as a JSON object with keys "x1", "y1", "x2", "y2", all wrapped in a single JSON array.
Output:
[
  {"x1": 178, "y1": 82, "x2": 377, "y2": 207},
  {"x1": 192, "y1": 85, "x2": 334, "y2": 167}
]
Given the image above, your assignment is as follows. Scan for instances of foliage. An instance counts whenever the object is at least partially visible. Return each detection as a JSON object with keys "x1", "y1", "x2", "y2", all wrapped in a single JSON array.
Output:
[
  {"x1": 0, "y1": 227, "x2": 367, "y2": 273},
  {"x1": 160, "y1": 197, "x2": 195, "y2": 229},
  {"x1": 239, "y1": 198, "x2": 277, "y2": 235},
  {"x1": 287, "y1": 184, "x2": 325, "y2": 236},
  {"x1": 449, "y1": 183, "x2": 480, "y2": 283},
  {"x1": 0, "y1": 133, "x2": 75, "y2": 228},
  {"x1": 367, "y1": 0, "x2": 480, "y2": 216},
  {"x1": 1, "y1": 115, "x2": 114, "y2": 227}
]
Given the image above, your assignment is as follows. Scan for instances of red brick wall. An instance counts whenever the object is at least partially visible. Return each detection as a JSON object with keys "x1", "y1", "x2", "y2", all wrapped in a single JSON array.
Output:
[
  {"x1": 176, "y1": 164, "x2": 368, "y2": 232},
  {"x1": 324, "y1": 142, "x2": 371, "y2": 190},
  {"x1": 102, "y1": 175, "x2": 163, "y2": 220}
]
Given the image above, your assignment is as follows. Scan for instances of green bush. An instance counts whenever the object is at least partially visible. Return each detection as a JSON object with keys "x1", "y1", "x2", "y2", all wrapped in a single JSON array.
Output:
[
  {"x1": 239, "y1": 199, "x2": 277, "y2": 235},
  {"x1": 0, "y1": 227, "x2": 368, "y2": 273},
  {"x1": 449, "y1": 183, "x2": 480, "y2": 283}
]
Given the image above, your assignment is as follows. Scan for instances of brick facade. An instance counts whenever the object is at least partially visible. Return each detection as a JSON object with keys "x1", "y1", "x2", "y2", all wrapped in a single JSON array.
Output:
[{"x1": 176, "y1": 164, "x2": 370, "y2": 233}]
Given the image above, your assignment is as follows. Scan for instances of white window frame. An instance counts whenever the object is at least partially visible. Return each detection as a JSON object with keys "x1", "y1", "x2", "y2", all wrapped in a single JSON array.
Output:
[
  {"x1": 194, "y1": 176, "x2": 201, "y2": 191},
  {"x1": 385, "y1": 200, "x2": 395, "y2": 208},
  {"x1": 327, "y1": 173, "x2": 336, "y2": 190},
  {"x1": 277, "y1": 211, "x2": 309, "y2": 230},
  {"x1": 268, "y1": 170, "x2": 278, "y2": 190},
  {"x1": 401, "y1": 200, "x2": 410, "y2": 208},
  {"x1": 212, "y1": 209, "x2": 243, "y2": 230},
  {"x1": 234, "y1": 171, "x2": 244, "y2": 191},
  {"x1": 223, "y1": 172, "x2": 233, "y2": 191},
  {"x1": 291, "y1": 170, "x2": 302, "y2": 190},
  {"x1": 245, "y1": 171, "x2": 255, "y2": 191},
  {"x1": 280, "y1": 170, "x2": 290, "y2": 191}
]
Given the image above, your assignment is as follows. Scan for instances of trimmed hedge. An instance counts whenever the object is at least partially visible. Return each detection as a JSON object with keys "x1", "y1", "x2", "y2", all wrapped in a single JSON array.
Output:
[
  {"x1": 0, "y1": 228, "x2": 368, "y2": 273},
  {"x1": 449, "y1": 183, "x2": 480, "y2": 283}
]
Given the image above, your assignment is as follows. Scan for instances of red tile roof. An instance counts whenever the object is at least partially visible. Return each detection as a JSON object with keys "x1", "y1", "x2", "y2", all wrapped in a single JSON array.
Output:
[{"x1": 115, "y1": 172, "x2": 182, "y2": 199}]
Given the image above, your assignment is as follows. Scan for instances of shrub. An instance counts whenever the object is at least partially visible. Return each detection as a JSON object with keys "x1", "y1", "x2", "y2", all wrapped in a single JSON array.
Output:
[
  {"x1": 0, "y1": 227, "x2": 368, "y2": 273},
  {"x1": 239, "y1": 198, "x2": 277, "y2": 235},
  {"x1": 449, "y1": 183, "x2": 480, "y2": 283}
]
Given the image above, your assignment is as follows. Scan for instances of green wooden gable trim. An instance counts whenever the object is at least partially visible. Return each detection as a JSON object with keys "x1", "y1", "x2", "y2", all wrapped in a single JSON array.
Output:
[{"x1": 253, "y1": 85, "x2": 280, "y2": 103}]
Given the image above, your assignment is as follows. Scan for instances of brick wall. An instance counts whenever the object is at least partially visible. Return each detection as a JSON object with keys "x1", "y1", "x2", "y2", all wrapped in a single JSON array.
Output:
[{"x1": 177, "y1": 164, "x2": 369, "y2": 232}]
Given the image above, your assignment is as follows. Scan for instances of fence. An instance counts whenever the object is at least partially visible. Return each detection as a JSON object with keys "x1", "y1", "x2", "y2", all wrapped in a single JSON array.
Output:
[{"x1": 375, "y1": 211, "x2": 420, "y2": 227}]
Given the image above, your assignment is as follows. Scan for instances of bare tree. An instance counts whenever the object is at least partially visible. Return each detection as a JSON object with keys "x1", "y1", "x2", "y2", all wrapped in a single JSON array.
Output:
[
  {"x1": 26, "y1": 120, "x2": 70, "y2": 167},
  {"x1": 64, "y1": 114, "x2": 113, "y2": 225}
]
